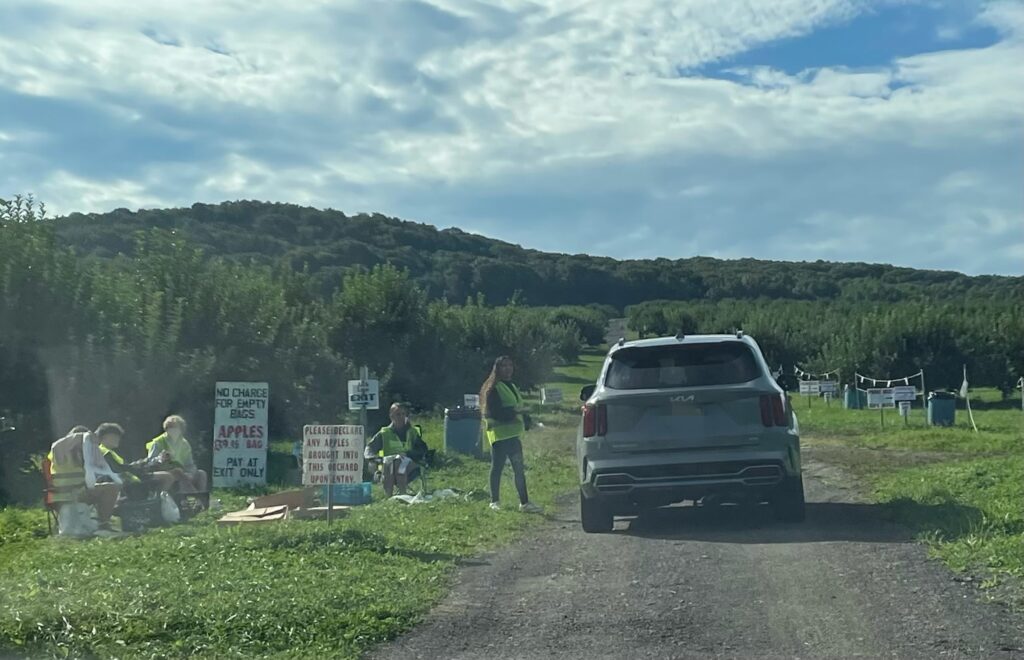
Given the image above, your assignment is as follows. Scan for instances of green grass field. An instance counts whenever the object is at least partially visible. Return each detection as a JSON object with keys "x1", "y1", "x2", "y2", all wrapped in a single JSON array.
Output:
[
  {"x1": 5, "y1": 351, "x2": 1020, "y2": 656},
  {"x1": 0, "y1": 352, "x2": 604, "y2": 659},
  {"x1": 799, "y1": 388, "x2": 1024, "y2": 603}
]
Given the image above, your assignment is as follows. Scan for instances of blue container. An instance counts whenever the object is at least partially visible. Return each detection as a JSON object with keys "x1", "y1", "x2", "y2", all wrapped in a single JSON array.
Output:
[
  {"x1": 444, "y1": 407, "x2": 483, "y2": 457},
  {"x1": 320, "y1": 482, "x2": 372, "y2": 506},
  {"x1": 843, "y1": 386, "x2": 867, "y2": 410},
  {"x1": 927, "y1": 391, "x2": 957, "y2": 427}
]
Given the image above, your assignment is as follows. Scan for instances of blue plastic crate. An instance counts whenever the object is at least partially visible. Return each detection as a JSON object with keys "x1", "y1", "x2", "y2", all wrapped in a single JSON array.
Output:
[{"x1": 320, "y1": 482, "x2": 372, "y2": 506}]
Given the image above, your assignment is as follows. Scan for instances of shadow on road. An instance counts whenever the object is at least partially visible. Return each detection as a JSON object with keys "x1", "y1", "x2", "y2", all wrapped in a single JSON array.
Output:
[{"x1": 610, "y1": 499, "x2": 982, "y2": 544}]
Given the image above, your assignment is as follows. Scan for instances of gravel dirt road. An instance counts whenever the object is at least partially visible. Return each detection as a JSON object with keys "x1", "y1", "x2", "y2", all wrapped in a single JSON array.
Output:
[{"x1": 368, "y1": 450, "x2": 1024, "y2": 659}]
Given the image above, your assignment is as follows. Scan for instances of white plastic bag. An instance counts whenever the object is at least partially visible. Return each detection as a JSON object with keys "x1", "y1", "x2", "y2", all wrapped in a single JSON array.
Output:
[
  {"x1": 57, "y1": 502, "x2": 99, "y2": 538},
  {"x1": 159, "y1": 491, "x2": 181, "y2": 524}
]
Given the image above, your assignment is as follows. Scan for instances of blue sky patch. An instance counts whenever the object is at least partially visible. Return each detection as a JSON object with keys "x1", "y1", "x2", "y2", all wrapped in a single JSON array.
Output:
[{"x1": 697, "y1": 1, "x2": 1001, "y2": 78}]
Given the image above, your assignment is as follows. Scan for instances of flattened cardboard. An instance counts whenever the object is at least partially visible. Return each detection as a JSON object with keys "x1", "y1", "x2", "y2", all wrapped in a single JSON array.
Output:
[
  {"x1": 249, "y1": 488, "x2": 314, "y2": 510},
  {"x1": 217, "y1": 505, "x2": 290, "y2": 526}
]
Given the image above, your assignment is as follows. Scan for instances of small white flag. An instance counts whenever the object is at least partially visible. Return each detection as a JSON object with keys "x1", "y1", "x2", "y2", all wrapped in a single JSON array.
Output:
[{"x1": 959, "y1": 376, "x2": 969, "y2": 399}]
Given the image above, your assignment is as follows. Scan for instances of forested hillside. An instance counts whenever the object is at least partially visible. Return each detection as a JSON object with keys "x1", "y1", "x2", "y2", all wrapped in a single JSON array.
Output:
[
  {"x1": 0, "y1": 197, "x2": 598, "y2": 503},
  {"x1": 4, "y1": 196, "x2": 1022, "y2": 504},
  {"x1": 53, "y1": 201, "x2": 1023, "y2": 307}
]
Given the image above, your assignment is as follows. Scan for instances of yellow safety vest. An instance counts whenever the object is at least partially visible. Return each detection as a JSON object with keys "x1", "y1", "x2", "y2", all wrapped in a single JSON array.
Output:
[
  {"x1": 146, "y1": 433, "x2": 193, "y2": 466},
  {"x1": 100, "y1": 444, "x2": 141, "y2": 483},
  {"x1": 485, "y1": 382, "x2": 525, "y2": 445},
  {"x1": 378, "y1": 425, "x2": 420, "y2": 457},
  {"x1": 47, "y1": 450, "x2": 86, "y2": 504}
]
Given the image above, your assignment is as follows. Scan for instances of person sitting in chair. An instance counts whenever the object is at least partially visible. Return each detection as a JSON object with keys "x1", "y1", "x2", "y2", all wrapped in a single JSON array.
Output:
[
  {"x1": 98, "y1": 427, "x2": 170, "y2": 498},
  {"x1": 363, "y1": 403, "x2": 429, "y2": 496},
  {"x1": 146, "y1": 415, "x2": 207, "y2": 495},
  {"x1": 48, "y1": 423, "x2": 125, "y2": 535}
]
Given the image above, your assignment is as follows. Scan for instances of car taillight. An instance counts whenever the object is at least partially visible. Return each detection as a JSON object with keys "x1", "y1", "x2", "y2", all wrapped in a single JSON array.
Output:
[
  {"x1": 582, "y1": 403, "x2": 607, "y2": 437},
  {"x1": 772, "y1": 394, "x2": 787, "y2": 427},
  {"x1": 759, "y1": 395, "x2": 773, "y2": 427},
  {"x1": 760, "y1": 394, "x2": 788, "y2": 427}
]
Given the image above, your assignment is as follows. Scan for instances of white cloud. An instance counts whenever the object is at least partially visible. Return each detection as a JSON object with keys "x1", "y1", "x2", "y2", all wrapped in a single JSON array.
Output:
[
  {"x1": 39, "y1": 170, "x2": 167, "y2": 213},
  {"x1": 0, "y1": 0, "x2": 1021, "y2": 274}
]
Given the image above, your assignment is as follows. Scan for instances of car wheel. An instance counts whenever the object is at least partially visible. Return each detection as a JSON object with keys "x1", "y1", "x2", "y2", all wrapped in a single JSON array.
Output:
[
  {"x1": 772, "y1": 476, "x2": 806, "y2": 523},
  {"x1": 580, "y1": 489, "x2": 613, "y2": 533}
]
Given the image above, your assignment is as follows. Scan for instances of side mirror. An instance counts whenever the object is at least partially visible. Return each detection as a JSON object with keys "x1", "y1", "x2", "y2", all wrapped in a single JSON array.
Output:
[{"x1": 580, "y1": 385, "x2": 596, "y2": 402}]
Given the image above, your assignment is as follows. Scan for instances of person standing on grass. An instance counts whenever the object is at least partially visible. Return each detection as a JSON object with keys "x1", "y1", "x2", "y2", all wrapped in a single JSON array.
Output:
[{"x1": 480, "y1": 356, "x2": 542, "y2": 513}]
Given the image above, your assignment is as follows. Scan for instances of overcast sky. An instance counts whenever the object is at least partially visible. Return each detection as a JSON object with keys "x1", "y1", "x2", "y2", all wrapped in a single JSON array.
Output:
[{"x1": 1, "y1": 0, "x2": 1022, "y2": 274}]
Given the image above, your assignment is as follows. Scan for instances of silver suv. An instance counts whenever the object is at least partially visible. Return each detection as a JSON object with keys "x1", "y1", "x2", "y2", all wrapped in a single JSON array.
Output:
[{"x1": 577, "y1": 333, "x2": 804, "y2": 533}]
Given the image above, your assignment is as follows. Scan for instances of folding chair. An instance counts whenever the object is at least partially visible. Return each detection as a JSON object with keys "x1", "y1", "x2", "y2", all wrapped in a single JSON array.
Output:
[{"x1": 41, "y1": 457, "x2": 60, "y2": 535}]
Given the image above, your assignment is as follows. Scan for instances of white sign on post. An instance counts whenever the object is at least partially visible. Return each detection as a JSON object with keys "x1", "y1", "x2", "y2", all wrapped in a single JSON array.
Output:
[
  {"x1": 819, "y1": 380, "x2": 838, "y2": 394},
  {"x1": 542, "y1": 388, "x2": 564, "y2": 405},
  {"x1": 213, "y1": 381, "x2": 269, "y2": 488},
  {"x1": 867, "y1": 388, "x2": 896, "y2": 409},
  {"x1": 348, "y1": 379, "x2": 380, "y2": 411},
  {"x1": 799, "y1": 380, "x2": 821, "y2": 395},
  {"x1": 302, "y1": 425, "x2": 365, "y2": 486},
  {"x1": 464, "y1": 394, "x2": 480, "y2": 409},
  {"x1": 899, "y1": 400, "x2": 911, "y2": 417},
  {"x1": 892, "y1": 386, "x2": 917, "y2": 402}
]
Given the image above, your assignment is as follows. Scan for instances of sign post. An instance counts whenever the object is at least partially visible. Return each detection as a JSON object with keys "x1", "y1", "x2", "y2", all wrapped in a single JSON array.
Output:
[
  {"x1": 302, "y1": 425, "x2": 364, "y2": 526},
  {"x1": 347, "y1": 367, "x2": 379, "y2": 520},
  {"x1": 819, "y1": 380, "x2": 838, "y2": 407},
  {"x1": 799, "y1": 380, "x2": 820, "y2": 408},
  {"x1": 212, "y1": 382, "x2": 269, "y2": 488},
  {"x1": 899, "y1": 400, "x2": 911, "y2": 426},
  {"x1": 867, "y1": 388, "x2": 895, "y2": 429}
]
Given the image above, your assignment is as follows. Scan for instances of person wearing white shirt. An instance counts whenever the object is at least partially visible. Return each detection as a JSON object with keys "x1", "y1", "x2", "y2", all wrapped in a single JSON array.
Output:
[{"x1": 79, "y1": 423, "x2": 124, "y2": 532}]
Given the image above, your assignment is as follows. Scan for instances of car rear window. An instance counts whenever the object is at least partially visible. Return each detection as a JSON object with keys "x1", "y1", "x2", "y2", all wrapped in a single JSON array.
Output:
[{"x1": 605, "y1": 342, "x2": 761, "y2": 389}]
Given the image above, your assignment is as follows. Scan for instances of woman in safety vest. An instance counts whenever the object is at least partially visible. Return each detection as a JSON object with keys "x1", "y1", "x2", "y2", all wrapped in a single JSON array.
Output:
[
  {"x1": 364, "y1": 402, "x2": 429, "y2": 496},
  {"x1": 146, "y1": 415, "x2": 208, "y2": 494},
  {"x1": 480, "y1": 356, "x2": 542, "y2": 513}
]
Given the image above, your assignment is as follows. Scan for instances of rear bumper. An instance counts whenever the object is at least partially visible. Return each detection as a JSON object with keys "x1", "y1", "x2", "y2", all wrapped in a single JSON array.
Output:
[{"x1": 580, "y1": 447, "x2": 798, "y2": 506}]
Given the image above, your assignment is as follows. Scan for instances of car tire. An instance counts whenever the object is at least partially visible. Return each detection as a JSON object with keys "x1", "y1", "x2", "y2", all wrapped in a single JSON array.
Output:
[
  {"x1": 580, "y1": 489, "x2": 613, "y2": 533},
  {"x1": 772, "y1": 476, "x2": 806, "y2": 523}
]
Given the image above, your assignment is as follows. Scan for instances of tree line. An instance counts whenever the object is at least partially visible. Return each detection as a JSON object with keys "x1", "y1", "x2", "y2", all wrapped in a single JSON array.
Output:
[
  {"x1": 627, "y1": 299, "x2": 1024, "y2": 395},
  {"x1": 0, "y1": 196, "x2": 608, "y2": 503},
  {"x1": 4, "y1": 195, "x2": 1021, "y2": 502},
  {"x1": 53, "y1": 200, "x2": 1024, "y2": 309}
]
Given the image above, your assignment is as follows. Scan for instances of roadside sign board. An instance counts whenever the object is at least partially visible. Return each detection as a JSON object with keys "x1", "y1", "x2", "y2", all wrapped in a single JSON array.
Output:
[
  {"x1": 213, "y1": 381, "x2": 269, "y2": 488},
  {"x1": 302, "y1": 425, "x2": 364, "y2": 486},
  {"x1": 348, "y1": 379, "x2": 380, "y2": 411},
  {"x1": 799, "y1": 380, "x2": 820, "y2": 395},
  {"x1": 819, "y1": 380, "x2": 838, "y2": 394},
  {"x1": 542, "y1": 388, "x2": 564, "y2": 405},
  {"x1": 464, "y1": 394, "x2": 480, "y2": 409},
  {"x1": 892, "y1": 386, "x2": 917, "y2": 402},
  {"x1": 899, "y1": 401, "x2": 911, "y2": 417},
  {"x1": 867, "y1": 388, "x2": 896, "y2": 409}
]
